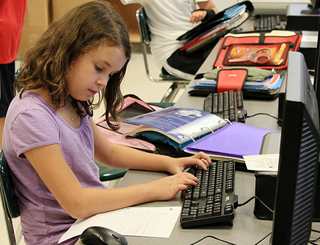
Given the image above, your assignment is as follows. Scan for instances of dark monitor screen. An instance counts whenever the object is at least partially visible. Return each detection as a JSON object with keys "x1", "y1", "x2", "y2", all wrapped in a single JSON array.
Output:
[{"x1": 270, "y1": 51, "x2": 320, "y2": 244}]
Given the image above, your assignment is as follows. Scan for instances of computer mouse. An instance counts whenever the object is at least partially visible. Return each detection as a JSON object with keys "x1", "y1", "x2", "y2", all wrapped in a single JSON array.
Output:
[{"x1": 80, "y1": 226, "x2": 128, "y2": 245}]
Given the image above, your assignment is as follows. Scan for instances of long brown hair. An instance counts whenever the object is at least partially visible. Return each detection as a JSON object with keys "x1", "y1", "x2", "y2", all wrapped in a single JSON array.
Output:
[{"x1": 16, "y1": 1, "x2": 131, "y2": 130}]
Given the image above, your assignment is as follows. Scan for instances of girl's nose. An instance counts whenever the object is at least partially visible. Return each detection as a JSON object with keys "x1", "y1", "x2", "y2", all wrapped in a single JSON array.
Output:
[{"x1": 96, "y1": 76, "x2": 109, "y2": 87}]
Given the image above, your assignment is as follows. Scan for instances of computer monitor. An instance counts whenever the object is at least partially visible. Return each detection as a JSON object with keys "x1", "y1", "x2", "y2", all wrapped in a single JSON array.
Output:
[
  {"x1": 311, "y1": 0, "x2": 320, "y2": 9},
  {"x1": 245, "y1": 0, "x2": 310, "y2": 15},
  {"x1": 314, "y1": 17, "x2": 320, "y2": 117},
  {"x1": 301, "y1": 0, "x2": 320, "y2": 14},
  {"x1": 270, "y1": 51, "x2": 320, "y2": 244}
]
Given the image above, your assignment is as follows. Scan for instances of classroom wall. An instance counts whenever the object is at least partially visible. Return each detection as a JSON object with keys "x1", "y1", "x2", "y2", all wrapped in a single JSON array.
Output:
[
  {"x1": 17, "y1": 0, "x2": 141, "y2": 60},
  {"x1": 16, "y1": 0, "x2": 51, "y2": 60}
]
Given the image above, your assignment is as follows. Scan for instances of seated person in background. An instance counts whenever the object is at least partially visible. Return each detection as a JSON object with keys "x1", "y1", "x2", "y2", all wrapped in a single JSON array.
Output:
[
  {"x1": 121, "y1": 0, "x2": 218, "y2": 80},
  {"x1": 2, "y1": 1, "x2": 211, "y2": 244}
]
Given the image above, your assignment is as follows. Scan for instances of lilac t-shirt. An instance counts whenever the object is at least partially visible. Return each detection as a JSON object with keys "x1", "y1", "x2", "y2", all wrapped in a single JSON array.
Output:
[{"x1": 2, "y1": 91, "x2": 107, "y2": 244}]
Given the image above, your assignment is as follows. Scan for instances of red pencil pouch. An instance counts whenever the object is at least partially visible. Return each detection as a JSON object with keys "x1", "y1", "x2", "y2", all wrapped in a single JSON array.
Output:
[{"x1": 216, "y1": 68, "x2": 248, "y2": 93}]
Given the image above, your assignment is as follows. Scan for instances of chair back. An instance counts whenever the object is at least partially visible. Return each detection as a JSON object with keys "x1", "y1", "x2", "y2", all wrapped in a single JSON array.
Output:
[
  {"x1": 0, "y1": 150, "x2": 20, "y2": 245},
  {"x1": 135, "y1": 7, "x2": 189, "y2": 103},
  {"x1": 0, "y1": 150, "x2": 20, "y2": 219},
  {"x1": 136, "y1": 7, "x2": 151, "y2": 44}
]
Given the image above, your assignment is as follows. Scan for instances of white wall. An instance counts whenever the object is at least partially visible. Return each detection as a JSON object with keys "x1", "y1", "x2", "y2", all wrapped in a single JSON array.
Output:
[{"x1": 214, "y1": 0, "x2": 238, "y2": 11}]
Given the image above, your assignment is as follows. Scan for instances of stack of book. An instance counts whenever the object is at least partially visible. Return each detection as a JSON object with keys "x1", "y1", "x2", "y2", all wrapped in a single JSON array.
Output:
[{"x1": 190, "y1": 73, "x2": 283, "y2": 98}]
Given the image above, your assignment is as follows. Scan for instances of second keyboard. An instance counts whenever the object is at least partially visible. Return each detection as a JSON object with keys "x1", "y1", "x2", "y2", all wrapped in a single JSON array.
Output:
[{"x1": 203, "y1": 89, "x2": 247, "y2": 123}]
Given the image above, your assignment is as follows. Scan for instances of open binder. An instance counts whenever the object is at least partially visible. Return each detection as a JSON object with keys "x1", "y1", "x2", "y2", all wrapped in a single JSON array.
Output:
[
  {"x1": 123, "y1": 107, "x2": 228, "y2": 148},
  {"x1": 177, "y1": 1, "x2": 254, "y2": 53}
]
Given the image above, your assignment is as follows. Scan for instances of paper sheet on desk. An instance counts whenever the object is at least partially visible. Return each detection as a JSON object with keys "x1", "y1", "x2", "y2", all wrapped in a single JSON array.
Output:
[
  {"x1": 243, "y1": 154, "x2": 279, "y2": 171},
  {"x1": 58, "y1": 206, "x2": 181, "y2": 243}
]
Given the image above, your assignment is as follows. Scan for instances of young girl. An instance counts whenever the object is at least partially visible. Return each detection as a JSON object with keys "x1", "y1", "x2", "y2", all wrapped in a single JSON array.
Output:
[{"x1": 2, "y1": 1, "x2": 211, "y2": 244}]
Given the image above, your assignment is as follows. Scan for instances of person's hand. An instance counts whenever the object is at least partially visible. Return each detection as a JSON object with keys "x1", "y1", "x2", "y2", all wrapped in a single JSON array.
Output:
[
  {"x1": 146, "y1": 172, "x2": 199, "y2": 201},
  {"x1": 166, "y1": 152, "x2": 211, "y2": 175},
  {"x1": 189, "y1": 10, "x2": 207, "y2": 24}
]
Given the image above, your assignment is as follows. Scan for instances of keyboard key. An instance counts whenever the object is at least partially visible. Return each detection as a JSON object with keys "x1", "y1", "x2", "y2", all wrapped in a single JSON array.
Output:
[{"x1": 203, "y1": 89, "x2": 246, "y2": 123}]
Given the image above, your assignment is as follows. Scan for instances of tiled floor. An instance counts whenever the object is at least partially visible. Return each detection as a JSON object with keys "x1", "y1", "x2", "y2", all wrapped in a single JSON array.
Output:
[{"x1": 0, "y1": 52, "x2": 185, "y2": 245}]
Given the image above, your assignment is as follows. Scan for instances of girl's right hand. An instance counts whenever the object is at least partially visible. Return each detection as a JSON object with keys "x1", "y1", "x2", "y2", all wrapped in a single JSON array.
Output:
[{"x1": 146, "y1": 172, "x2": 199, "y2": 201}]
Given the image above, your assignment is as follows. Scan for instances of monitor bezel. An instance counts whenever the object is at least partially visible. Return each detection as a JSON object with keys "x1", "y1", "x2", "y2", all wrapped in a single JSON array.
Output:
[{"x1": 270, "y1": 51, "x2": 320, "y2": 244}]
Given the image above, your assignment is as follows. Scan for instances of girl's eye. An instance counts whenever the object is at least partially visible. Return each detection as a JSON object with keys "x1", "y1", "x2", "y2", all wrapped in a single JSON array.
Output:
[{"x1": 95, "y1": 66, "x2": 103, "y2": 72}]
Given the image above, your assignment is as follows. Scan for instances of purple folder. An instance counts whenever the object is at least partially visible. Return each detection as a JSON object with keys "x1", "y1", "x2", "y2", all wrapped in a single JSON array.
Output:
[{"x1": 186, "y1": 122, "x2": 278, "y2": 158}]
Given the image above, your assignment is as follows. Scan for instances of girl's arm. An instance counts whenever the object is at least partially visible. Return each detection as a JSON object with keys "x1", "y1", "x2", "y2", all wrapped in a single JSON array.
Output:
[
  {"x1": 91, "y1": 121, "x2": 211, "y2": 174},
  {"x1": 24, "y1": 143, "x2": 199, "y2": 219},
  {"x1": 189, "y1": 0, "x2": 218, "y2": 24}
]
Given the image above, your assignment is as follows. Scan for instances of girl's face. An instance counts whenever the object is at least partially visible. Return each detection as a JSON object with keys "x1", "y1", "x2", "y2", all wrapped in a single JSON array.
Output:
[{"x1": 67, "y1": 44, "x2": 127, "y2": 101}]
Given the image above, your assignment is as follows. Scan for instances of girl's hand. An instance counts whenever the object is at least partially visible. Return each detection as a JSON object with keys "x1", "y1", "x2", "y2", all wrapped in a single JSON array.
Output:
[
  {"x1": 167, "y1": 152, "x2": 212, "y2": 175},
  {"x1": 189, "y1": 10, "x2": 207, "y2": 24},
  {"x1": 146, "y1": 172, "x2": 199, "y2": 201}
]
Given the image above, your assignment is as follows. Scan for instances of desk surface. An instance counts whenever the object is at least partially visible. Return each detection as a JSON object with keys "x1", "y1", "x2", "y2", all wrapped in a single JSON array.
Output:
[
  {"x1": 118, "y1": 42, "x2": 278, "y2": 245},
  {"x1": 117, "y1": 20, "x2": 319, "y2": 245}
]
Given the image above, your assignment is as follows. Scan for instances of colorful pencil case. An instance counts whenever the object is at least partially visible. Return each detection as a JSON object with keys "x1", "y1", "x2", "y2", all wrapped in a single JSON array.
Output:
[{"x1": 213, "y1": 30, "x2": 302, "y2": 70}]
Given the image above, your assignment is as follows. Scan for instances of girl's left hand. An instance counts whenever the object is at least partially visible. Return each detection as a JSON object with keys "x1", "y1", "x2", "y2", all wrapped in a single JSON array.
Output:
[
  {"x1": 167, "y1": 152, "x2": 212, "y2": 175},
  {"x1": 189, "y1": 10, "x2": 207, "y2": 24}
]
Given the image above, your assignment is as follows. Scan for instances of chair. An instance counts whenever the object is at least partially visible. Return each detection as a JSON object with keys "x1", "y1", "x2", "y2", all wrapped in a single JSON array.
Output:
[
  {"x1": 136, "y1": 7, "x2": 189, "y2": 103},
  {"x1": 0, "y1": 150, "x2": 20, "y2": 245},
  {"x1": 95, "y1": 161, "x2": 127, "y2": 188}
]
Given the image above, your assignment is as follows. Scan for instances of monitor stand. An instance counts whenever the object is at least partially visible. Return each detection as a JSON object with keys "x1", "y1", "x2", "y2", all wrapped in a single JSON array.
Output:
[{"x1": 254, "y1": 132, "x2": 320, "y2": 221}]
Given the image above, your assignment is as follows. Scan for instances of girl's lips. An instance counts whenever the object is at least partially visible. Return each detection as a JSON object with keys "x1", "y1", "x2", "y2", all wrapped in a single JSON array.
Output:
[{"x1": 89, "y1": 89, "x2": 97, "y2": 96}]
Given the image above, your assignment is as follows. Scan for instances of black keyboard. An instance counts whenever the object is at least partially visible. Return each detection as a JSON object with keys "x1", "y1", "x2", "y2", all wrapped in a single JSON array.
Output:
[
  {"x1": 203, "y1": 89, "x2": 247, "y2": 123},
  {"x1": 253, "y1": 15, "x2": 285, "y2": 31},
  {"x1": 180, "y1": 160, "x2": 237, "y2": 228}
]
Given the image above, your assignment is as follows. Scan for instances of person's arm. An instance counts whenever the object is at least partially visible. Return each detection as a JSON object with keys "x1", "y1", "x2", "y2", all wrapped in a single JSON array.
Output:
[
  {"x1": 189, "y1": 0, "x2": 218, "y2": 24},
  {"x1": 23, "y1": 120, "x2": 211, "y2": 220},
  {"x1": 24, "y1": 142, "x2": 200, "y2": 219},
  {"x1": 92, "y1": 120, "x2": 211, "y2": 174}
]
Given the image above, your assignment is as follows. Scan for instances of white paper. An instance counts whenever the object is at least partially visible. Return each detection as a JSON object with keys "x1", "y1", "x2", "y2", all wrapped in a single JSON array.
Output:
[
  {"x1": 58, "y1": 206, "x2": 181, "y2": 243},
  {"x1": 243, "y1": 154, "x2": 279, "y2": 171}
]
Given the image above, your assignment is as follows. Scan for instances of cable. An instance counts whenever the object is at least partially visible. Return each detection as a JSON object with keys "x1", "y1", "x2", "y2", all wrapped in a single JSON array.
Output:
[
  {"x1": 237, "y1": 196, "x2": 273, "y2": 214},
  {"x1": 312, "y1": 229, "x2": 320, "y2": 234},
  {"x1": 190, "y1": 235, "x2": 239, "y2": 245},
  {"x1": 237, "y1": 196, "x2": 255, "y2": 207},
  {"x1": 254, "y1": 232, "x2": 271, "y2": 245},
  {"x1": 310, "y1": 229, "x2": 320, "y2": 244},
  {"x1": 246, "y1": 112, "x2": 282, "y2": 123},
  {"x1": 309, "y1": 240, "x2": 318, "y2": 245}
]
